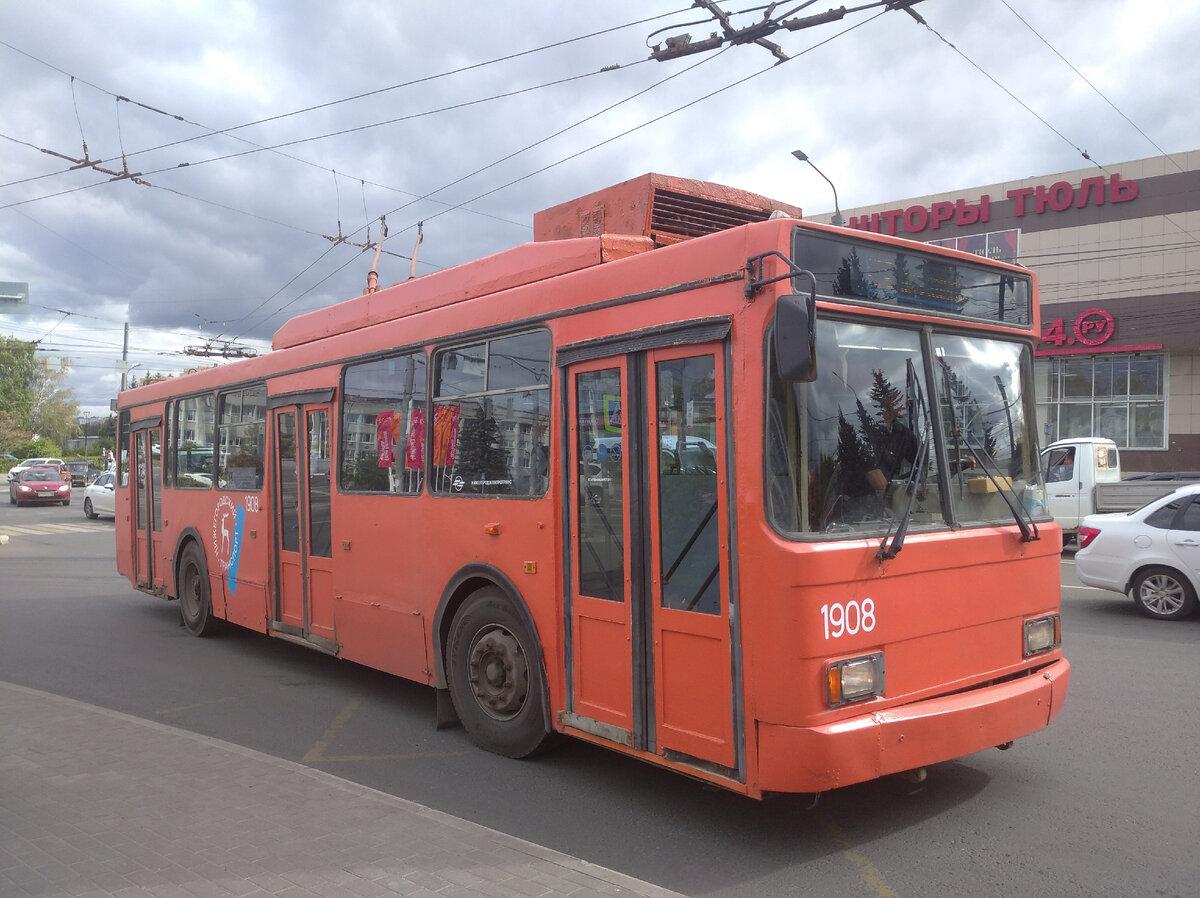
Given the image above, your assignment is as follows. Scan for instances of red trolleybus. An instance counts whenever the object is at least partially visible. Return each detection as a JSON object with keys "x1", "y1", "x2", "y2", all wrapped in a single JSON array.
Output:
[{"x1": 115, "y1": 173, "x2": 1068, "y2": 797}]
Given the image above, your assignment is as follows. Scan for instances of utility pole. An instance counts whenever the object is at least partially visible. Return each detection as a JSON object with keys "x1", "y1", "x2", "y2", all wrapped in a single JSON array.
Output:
[{"x1": 119, "y1": 322, "x2": 130, "y2": 391}]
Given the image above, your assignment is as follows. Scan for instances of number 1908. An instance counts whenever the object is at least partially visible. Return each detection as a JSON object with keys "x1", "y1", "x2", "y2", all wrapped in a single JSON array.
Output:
[{"x1": 821, "y1": 599, "x2": 876, "y2": 640}]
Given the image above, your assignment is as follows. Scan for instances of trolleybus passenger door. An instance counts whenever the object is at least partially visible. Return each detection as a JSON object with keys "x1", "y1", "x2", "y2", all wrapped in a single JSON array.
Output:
[
  {"x1": 132, "y1": 427, "x2": 163, "y2": 592},
  {"x1": 567, "y1": 345, "x2": 737, "y2": 774},
  {"x1": 568, "y1": 362, "x2": 635, "y2": 740},
  {"x1": 272, "y1": 405, "x2": 336, "y2": 649},
  {"x1": 646, "y1": 347, "x2": 736, "y2": 771}
]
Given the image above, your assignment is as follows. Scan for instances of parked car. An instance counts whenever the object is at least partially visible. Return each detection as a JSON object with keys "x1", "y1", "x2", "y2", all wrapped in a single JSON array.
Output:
[
  {"x1": 1075, "y1": 483, "x2": 1200, "y2": 621},
  {"x1": 9, "y1": 465, "x2": 72, "y2": 507},
  {"x1": 64, "y1": 460, "x2": 102, "y2": 487},
  {"x1": 7, "y1": 456, "x2": 66, "y2": 482},
  {"x1": 82, "y1": 471, "x2": 117, "y2": 519}
]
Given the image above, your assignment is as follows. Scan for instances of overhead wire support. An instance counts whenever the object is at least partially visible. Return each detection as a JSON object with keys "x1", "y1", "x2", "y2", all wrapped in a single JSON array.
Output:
[
  {"x1": 183, "y1": 340, "x2": 258, "y2": 359},
  {"x1": 650, "y1": 0, "x2": 924, "y2": 61}
]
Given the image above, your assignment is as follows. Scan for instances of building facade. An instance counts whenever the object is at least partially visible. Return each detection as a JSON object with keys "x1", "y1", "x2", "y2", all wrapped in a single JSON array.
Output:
[{"x1": 812, "y1": 151, "x2": 1200, "y2": 472}]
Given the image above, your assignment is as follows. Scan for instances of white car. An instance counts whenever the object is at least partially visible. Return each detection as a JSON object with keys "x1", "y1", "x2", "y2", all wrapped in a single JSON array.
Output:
[
  {"x1": 7, "y1": 456, "x2": 65, "y2": 482},
  {"x1": 82, "y1": 471, "x2": 117, "y2": 519},
  {"x1": 1075, "y1": 483, "x2": 1200, "y2": 621}
]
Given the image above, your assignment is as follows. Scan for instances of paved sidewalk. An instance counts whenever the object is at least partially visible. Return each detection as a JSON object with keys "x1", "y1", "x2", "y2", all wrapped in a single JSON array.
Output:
[{"x1": 0, "y1": 682, "x2": 684, "y2": 898}]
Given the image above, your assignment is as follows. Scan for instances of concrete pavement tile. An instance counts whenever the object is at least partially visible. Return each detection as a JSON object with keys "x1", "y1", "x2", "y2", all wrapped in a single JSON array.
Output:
[
  {"x1": 1, "y1": 683, "x2": 685, "y2": 898},
  {"x1": 144, "y1": 885, "x2": 198, "y2": 898}
]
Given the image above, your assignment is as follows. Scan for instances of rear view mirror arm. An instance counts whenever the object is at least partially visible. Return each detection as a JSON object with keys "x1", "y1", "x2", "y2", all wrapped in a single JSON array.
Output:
[{"x1": 746, "y1": 251, "x2": 813, "y2": 298}]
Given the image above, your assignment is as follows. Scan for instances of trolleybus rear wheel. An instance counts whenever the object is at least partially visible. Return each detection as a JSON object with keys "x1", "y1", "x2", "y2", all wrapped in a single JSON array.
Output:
[
  {"x1": 178, "y1": 542, "x2": 218, "y2": 636},
  {"x1": 448, "y1": 587, "x2": 551, "y2": 758}
]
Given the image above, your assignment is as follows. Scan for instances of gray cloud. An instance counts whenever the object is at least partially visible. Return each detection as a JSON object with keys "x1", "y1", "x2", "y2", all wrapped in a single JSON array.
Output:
[{"x1": 2, "y1": 0, "x2": 1197, "y2": 415}]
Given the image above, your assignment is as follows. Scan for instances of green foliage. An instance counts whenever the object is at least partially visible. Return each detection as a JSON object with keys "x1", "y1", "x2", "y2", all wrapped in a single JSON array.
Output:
[
  {"x1": 29, "y1": 359, "x2": 79, "y2": 448},
  {"x1": 9, "y1": 436, "x2": 62, "y2": 459},
  {"x1": 0, "y1": 409, "x2": 30, "y2": 454},
  {"x1": 341, "y1": 451, "x2": 390, "y2": 491},
  {"x1": 0, "y1": 336, "x2": 37, "y2": 428},
  {"x1": 456, "y1": 404, "x2": 509, "y2": 481}
]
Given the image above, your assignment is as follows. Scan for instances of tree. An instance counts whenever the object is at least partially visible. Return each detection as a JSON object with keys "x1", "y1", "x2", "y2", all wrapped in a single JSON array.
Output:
[
  {"x1": 456, "y1": 402, "x2": 509, "y2": 488},
  {"x1": 0, "y1": 336, "x2": 37, "y2": 429},
  {"x1": 29, "y1": 358, "x2": 80, "y2": 449},
  {"x1": 0, "y1": 409, "x2": 30, "y2": 452},
  {"x1": 870, "y1": 369, "x2": 905, "y2": 423}
]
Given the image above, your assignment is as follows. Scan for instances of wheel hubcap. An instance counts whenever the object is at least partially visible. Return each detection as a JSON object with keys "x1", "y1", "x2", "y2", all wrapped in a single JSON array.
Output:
[
  {"x1": 466, "y1": 625, "x2": 528, "y2": 720},
  {"x1": 1141, "y1": 575, "x2": 1185, "y2": 615}
]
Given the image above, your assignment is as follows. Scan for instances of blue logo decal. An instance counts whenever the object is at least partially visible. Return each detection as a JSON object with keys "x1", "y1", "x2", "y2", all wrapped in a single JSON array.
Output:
[{"x1": 226, "y1": 503, "x2": 246, "y2": 593}]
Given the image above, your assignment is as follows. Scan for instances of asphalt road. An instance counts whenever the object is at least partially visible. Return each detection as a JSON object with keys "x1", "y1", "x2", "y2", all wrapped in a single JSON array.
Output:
[{"x1": 1, "y1": 499, "x2": 1197, "y2": 897}]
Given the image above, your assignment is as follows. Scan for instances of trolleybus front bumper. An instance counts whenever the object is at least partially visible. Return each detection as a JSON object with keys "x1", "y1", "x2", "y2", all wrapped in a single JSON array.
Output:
[{"x1": 756, "y1": 657, "x2": 1070, "y2": 794}]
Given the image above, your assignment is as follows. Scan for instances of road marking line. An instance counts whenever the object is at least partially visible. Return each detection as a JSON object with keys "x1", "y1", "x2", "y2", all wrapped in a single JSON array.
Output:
[
  {"x1": 155, "y1": 696, "x2": 238, "y2": 715},
  {"x1": 0, "y1": 523, "x2": 100, "y2": 536},
  {"x1": 301, "y1": 699, "x2": 471, "y2": 763},
  {"x1": 303, "y1": 698, "x2": 362, "y2": 763},
  {"x1": 819, "y1": 815, "x2": 900, "y2": 898}
]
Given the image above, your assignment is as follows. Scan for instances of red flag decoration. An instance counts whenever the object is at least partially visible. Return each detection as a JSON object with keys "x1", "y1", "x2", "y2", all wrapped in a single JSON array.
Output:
[{"x1": 376, "y1": 410, "x2": 395, "y2": 467}]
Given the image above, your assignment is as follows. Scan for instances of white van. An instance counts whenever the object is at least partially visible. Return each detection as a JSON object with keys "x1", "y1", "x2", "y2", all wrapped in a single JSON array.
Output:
[{"x1": 1041, "y1": 438, "x2": 1121, "y2": 539}]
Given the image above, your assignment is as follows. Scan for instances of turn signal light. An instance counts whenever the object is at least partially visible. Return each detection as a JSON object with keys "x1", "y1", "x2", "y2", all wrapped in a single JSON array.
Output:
[{"x1": 825, "y1": 653, "x2": 885, "y2": 707}]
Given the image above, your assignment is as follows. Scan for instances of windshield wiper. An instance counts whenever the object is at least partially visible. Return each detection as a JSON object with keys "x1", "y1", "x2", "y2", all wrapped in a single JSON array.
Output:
[
  {"x1": 877, "y1": 421, "x2": 931, "y2": 560},
  {"x1": 878, "y1": 359, "x2": 931, "y2": 560},
  {"x1": 936, "y1": 358, "x2": 1038, "y2": 542}
]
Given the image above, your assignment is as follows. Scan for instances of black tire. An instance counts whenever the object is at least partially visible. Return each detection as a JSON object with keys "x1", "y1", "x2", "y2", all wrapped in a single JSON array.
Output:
[
  {"x1": 62, "y1": 499, "x2": 70, "y2": 506},
  {"x1": 1131, "y1": 566, "x2": 1198, "y2": 621},
  {"x1": 178, "y1": 541, "x2": 218, "y2": 636},
  {"x1": 84, "y1": 498, "x2": 97, "y2": 519},
  {"x1": 447, "y1": 587, "x2": 551, "y2": 758}
]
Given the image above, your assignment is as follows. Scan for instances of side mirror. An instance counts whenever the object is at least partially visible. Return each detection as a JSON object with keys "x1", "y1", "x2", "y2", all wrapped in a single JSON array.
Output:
[{"x1": 773, "y1": 277, "x2": 817, "y2": 382}]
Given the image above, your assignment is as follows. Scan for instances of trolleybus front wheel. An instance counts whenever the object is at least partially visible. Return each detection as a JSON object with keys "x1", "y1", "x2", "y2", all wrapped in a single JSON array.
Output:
[
  {"x1": 447, "y1": 587, "x2": 551, "y2": 758},
  {"x1": 178, "y1": 541, "x2": 218, "y2": 636}
]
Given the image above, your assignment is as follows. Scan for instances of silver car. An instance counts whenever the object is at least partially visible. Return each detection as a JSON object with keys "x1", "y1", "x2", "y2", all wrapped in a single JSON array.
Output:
[
  {"x1": 7, "y1": 456, "x2": 65, "y2": 482},
  {"x1": 1075, "y1": 483, "x2": 1200, "y2": 621},
  {"x1": 82, "y1": 471, "x2": 117, "y2": 520}
]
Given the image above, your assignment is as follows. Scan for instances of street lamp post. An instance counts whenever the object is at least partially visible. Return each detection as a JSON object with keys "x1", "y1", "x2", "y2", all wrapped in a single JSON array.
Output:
[
  {"x1": 119, "y1": 361, "x2": 142, "y2": 392},
  {"x1": 792, "y1": 149, "x2": 844, "y2": 226}
]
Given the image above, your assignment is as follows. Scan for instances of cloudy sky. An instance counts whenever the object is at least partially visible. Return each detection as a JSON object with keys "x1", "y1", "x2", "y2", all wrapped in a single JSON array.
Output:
[{"x1": 2, "y1": 0, "x2": 1197, "y2": 418}]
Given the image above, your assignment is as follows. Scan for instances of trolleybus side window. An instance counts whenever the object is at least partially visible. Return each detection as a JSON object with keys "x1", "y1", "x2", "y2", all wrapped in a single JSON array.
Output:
[
  {"x1": 430, "y1": 330, "x2": 551, "y2": 497},
  {"x1": 339, "y1": 350, "x2": 427, "y2": 494},
  {"x1": 216, "y1": 384, "x2": 266, "y2": 491},
  {"x1": 174, "y1": 394, "x2": 216, "y2": 489}
]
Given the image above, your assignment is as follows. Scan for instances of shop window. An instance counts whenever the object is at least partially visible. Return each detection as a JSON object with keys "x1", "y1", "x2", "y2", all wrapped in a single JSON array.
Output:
[{"x1": 1035, "y1": 354, "x2": 1165, "y2": 450}]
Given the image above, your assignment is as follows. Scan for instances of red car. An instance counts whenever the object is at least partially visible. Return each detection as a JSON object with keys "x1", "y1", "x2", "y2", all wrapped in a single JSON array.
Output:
[{"x1": 9, "y1": 465, "x2": 72, "y2": 507}]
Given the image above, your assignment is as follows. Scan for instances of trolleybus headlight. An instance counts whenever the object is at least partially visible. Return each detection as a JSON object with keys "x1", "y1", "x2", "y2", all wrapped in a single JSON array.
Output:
[
  {"x1": 1023, "y1": 614, "x2": 1061, "y2": 657},
  {"x1": 825, "y1": 653, "x2": 885, "y2": 706}
]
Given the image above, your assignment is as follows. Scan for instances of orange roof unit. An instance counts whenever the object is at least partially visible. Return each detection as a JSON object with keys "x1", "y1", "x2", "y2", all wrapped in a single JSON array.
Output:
[{"x1": 533, "y1": 172, "x2": 801, "y2": 246}]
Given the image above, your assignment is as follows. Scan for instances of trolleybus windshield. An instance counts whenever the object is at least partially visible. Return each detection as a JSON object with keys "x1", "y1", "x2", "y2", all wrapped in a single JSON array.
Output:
[{"x1": 767, "y1": 320, "x2": 1046, "y2": 537}]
